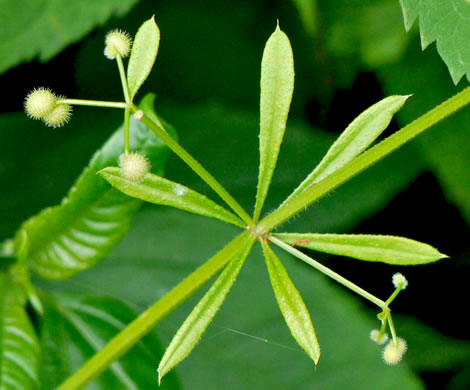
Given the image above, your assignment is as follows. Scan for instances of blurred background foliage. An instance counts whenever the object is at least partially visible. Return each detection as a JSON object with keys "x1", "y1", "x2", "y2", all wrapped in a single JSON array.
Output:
[{"x1": 1, "y1": 0, "x2": 470, "y2": 389}]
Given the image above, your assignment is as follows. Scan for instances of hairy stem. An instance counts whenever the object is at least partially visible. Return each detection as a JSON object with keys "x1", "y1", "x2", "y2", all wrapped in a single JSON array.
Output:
[{"x1": 258, "y1": 86, "x2": 470, "y2": 233}]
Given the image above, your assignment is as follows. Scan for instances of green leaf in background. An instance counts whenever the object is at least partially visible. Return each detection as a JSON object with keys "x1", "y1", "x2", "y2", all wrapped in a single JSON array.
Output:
[
  {"x1": 99, "y1": 167, "x2": 245, "y2": 227},
  {"x1": 291, "y1": 0, "x2": 318, "y2": 36},
  {"x1": 261, "y1": 241, "x2": 320, "y2": 365},
  {"x1": 379, "y1": 40, "x2": 470, "y2": 226},
  {"x1": 39, "y1": 293, "x2": 181, "y2": 390},
  {"x1": 254, "y1": 25, "x2": 295, "y2": 221},
  {"x1": 127, "y1": 16, "x2": 160, "y2": 100},
  {"x1": 0, "y1": 0, "x2": 138, "y2": 74},
  {"x1": 399, "y1": 0, "x2": 470, "y2": 84},
  {"x1": 274, "y1": 233, "x2": 446, "y2": 265},
  {"x1": 324, "y1": 0, "x2": 409, "y2": 71},
  {"x1": 0, "y1": 273, "x2": 40, "y2": 390},
  {"x1": 284, "y1": 95, "x2": 410, "y2": 205},
  {"x1": 14, "y1": 103, "x2": 174, "y2": 280},
  {"x1": 158, "y1": 234, "x2": 255, "y2": 383}
]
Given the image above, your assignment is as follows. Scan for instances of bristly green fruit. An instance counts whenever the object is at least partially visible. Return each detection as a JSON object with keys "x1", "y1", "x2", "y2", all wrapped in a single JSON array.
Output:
[
  {"x1": 104, "y1": 29, "x2": 132, "y2": 60},
  {"x1": 42, "y1": 102, "x2": 72, "y2": 128},
  {"x1": 24, "y1": 88, "x2": 56, "y2": 119},
  {"x1": 119, "y1": 152, "x2": 151, "y2": 182}
]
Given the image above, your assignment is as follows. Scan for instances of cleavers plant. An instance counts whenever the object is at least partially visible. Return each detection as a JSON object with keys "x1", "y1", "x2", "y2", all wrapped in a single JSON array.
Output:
[{"x1": 12, "y1": 15, "x2": 470, "y2": 388}]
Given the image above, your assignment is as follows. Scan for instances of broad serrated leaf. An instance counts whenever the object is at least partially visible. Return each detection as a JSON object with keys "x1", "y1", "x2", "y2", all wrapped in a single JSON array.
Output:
[
  {"x1": 284, "y1": 95, "x2": 410, "y2": 204},
  {"x1": 0, "y1": 0, "x2": 137, "y2": 74},
  {"x1": 0, "y1": 273, "x2": 40, "y2": 390},
  {"x1": 99, "y1": 167, "x2": 244, "y2": 227},
  {"x1": 261, "y1": 241, "x2": 320, "y2": 365},
  {"x1": 399, "y1": 0, "x2": 470, "y2": 84},
  {"x1": 39, "y1": 293, "x2": 180, "y2": 390},
  {"x1": 158, "y1": 234, "x2": 255, "y2": 383},
  {"x1": 274, "y1": 233, "x2": 446, "y2": 265},
  {"x1": 127, "y1": 16, "x2": 160, "y2": 100},
  {"x1": 254, "y1": 25, "x2": 294, "y2": 220},
  {"x1": 14, "y1": 100, "x2": 175, "y2": 280}
]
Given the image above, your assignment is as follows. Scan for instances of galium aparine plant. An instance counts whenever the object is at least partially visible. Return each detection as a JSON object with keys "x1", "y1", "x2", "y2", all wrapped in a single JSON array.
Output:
[{"x1": 19, "y1": 15, "x2": 470, "y2": 388}]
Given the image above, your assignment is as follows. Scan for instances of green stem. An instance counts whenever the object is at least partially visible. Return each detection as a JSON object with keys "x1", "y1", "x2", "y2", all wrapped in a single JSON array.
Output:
[
  {"x1": 384, "y1": 286, "x2": 402, "y2": 307},
  {"x1": 57, "y1": 99, "x2": 127, "y2": 109},
  {"x1": 270, "y1": 236, "x2": 386, "y2": 308},
  {"x1": 57, "y1": 231, "x2": 251, "y2": 390},
  {"x1": 132, "y1": 103, "x2": 253, "y2": 227},
  {"x1": 116, "y1": 55, "x2": 131, "y2": 105},
  {"x1": 258, "y1": 86, "x2": 470, "y2": 233},
  {"x1": 124, "y1": 107, "x2": 130, "y2": 154},
  {"x1": 387, "y1": 315, "x2": 398, "y2": 344}
]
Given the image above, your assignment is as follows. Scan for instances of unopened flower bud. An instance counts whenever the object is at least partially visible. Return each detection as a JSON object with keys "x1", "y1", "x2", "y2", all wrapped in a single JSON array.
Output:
[
  {"x1": 119, "y1": 152, "x2": 150, "y2": 182},
  {"x1": 25, "y1": 88, "x2": 56, "y2": 119},
  {"x1": 104, "y1": 30, "x2": 132, "y2": 60}
]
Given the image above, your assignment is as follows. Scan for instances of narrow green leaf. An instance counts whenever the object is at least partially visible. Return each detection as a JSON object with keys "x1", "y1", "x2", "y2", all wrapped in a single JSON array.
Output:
[
  {"x1": 14, "y1": 101, "x2": 174, "y2": 280},
  {"x1": 127, "y1": 16, "x2": 160, "y2": 100},
  {"x1": 254, "y1": 25, "x2": 294, "y2": 220},
  {"x1": 99, "y1": 167, "x2": 245, "y2": 227},
  {"x1": 39, "y1": 293, "x2": 181, "y2": 390},
  {"x1": 0, "y1": 273, "x2": 40, "y2": 390},
  {"x1": 274, "y1": 233, "x2": 447, "y2": 265},
  {"x1": 158, "y1": 234, "x2": 255, "y2": 384},
  {"x1": 284, "y1": 95, "x2": 410, "y2": 204},
  {"x1": 261, "y1": 241, "x2": 320, "y2": 365}
]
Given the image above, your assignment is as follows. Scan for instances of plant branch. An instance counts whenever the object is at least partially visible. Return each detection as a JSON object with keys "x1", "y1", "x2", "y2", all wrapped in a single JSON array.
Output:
[
  {"x1": 258, "y1": 86, "x2": 470, "y2": 233},
  {"x1": 57, "y1": 99, "x2": 127, "y2": 109},
  {"x1": 131, "y1": 103, "x2": 253, "y2": 227}
]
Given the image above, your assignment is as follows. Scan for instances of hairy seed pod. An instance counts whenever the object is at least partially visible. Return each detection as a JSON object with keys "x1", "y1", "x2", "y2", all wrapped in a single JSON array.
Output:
[
  {"x1": 370, "y1": 329, "x2": 389, "y2": 345},
  {"x1": 104, "y1": 29, "x2": 132, "y2": 60},
  {"x1": 119, "y1": 152, "x2": 151, "y2": 182},
  {"x1": 25, "y1": 88, "x2": 56, "y2": 119},
  {"x1": 42, "y1": 103, "x2": 72, "y2": 128},
  {"x1": 382, "y1": 338, "x2": 407, "y2": 365}
]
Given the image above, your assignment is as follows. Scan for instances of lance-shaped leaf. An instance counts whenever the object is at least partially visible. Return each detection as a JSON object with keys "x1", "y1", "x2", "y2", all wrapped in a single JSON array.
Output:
[
  {"x1": 99, "y1": 167, "x2": 245, "y2": 227},
  {"x1": 0, "y1": 273, "x2": 40, "y2": 390},
  {"x1": 14, "y1": 100, "x2": 175, "y2": 280},
  {"x1": 261, "y1": 241, "x2": 320, "y2": 365},
  {"x1": 253, "y1": 25, "x2": 294, "y2": 220},
  {"x1": 158, "y1": 234, "x2": 255, "y2": 384},
  {"x1": 283, "y1": 95, "x2": 410, "y2": 205},
  {"x1": 127, "y1": 16, "x2": 160, "y2": 100},
  {"x1": 39, "y1": 293, "x2": 180, "y2": 390},
  {"x1": 274, "y1": 233, "x2": 447, "y2": 265}
]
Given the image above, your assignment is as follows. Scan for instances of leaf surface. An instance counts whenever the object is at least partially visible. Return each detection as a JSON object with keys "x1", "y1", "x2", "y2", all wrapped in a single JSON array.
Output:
[
  {"x1": 284, "y1": 95, "x2": 410, "y2": 204},
  {"x1": 254, "y1": 25, "x2": 294, "y2": 220},
  {"x1": 0, "y1": 273, "x2": 40, "y2": 390},
  {"x1": 99, "y1": 167, "x2": 244, "y2": 227},
  {"x1": 158, "y1": 234, "x2": 255, "y2": 383},
  {"x1": 14, "y1": 101, "x2": 174, "y2": 280},
  {"x1": 262, "y1": 241, "x2": 320, "y2": 364},
  {"x1": 39, "y1": 293, "x2": 180, "y2": 390},
  {"x1": 399, "y1": 0, "x2": 470, "y2": 84},
  {"x1": 0, "y1": 0, "x2": 138, "y2": 74},
  {"x1": 274, "y1": 233, "x2": 446, "y2": 265},
  {"x1": 127, "y1": 16, "x2": 160, "y2": 100}
]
